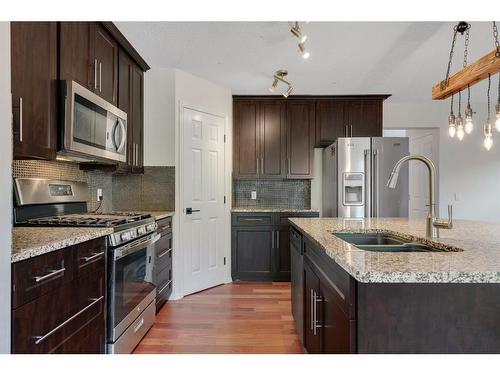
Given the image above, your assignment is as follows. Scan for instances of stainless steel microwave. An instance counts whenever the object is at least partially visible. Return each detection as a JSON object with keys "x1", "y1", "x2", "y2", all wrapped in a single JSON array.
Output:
[{"x1": 59, "y1": 80, "x2": 127, "y2": 163}]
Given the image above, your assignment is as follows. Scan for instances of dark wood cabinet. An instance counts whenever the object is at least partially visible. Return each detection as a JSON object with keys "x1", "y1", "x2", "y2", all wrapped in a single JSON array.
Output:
[
  {"x1": 315, "y1": 97, "x2": 387, "y2": 147},
  {"x1": 11, "y1": 22, "x2": 57, "y2": 160},
  {"x1": 117, "y1": 48, "x2": 144, "y2": 173},
  {"x1": 11, "y1": 238, "x2": 106, "y2": 354},
  {"x1": 93, "y1": 23, "x2": 118, "y2": 105},
  {"x1": 231, "y1": 212, "x2": 319, "y2": 281},
  {"x1": 286, "y1": 100, "x2": 315, "y2": 178},
  {"x1": 233, "y1": 100, "x2": 286, "y2": 178}
]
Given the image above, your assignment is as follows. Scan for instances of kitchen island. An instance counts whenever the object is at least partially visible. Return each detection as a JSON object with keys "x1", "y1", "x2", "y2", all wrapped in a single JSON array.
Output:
[{"x1": 289, "y1": 217, "x2": 500, "y2": 354}]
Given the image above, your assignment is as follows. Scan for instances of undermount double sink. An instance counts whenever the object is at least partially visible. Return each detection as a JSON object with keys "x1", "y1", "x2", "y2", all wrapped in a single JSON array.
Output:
[{"x1": 332, "y1": 232, "x2": 461, "y2": 253}]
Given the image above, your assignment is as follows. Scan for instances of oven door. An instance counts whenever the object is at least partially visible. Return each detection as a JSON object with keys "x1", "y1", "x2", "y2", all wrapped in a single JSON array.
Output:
[
  {"x1": 108, "y1": 233, "x2": 160, "y2": 341},
  {"x1": 61, "y1": 80, "x2": 127, "y2": 163}
]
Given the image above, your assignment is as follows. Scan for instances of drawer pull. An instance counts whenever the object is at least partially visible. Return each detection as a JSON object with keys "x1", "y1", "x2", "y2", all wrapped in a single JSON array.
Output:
[
  {"x1": 33, "y1": 296, "x2": 104, "y2": 345},
  {"x1": 133, "y1": 318, "x2": 145, "y2": 333},
  {"x1": 242, "y1": 218, "x2": 265, "y2": 221},
  {"x1": 158, "y1": 249, "x2": 172, "y2": 259},
  {"x1": 82, "y1": 251, "x2": 105, "y2": 263},
  {"x1": 158, "y1": 280, "x2": 172, "y2": 295},
  {"x1": 33, "y1": 267, "x2": 66, "y2": 283}
]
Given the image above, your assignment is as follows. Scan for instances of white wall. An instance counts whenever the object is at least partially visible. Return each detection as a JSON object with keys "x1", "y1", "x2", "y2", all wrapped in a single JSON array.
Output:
[
  {"x1": 173, "y1": 69, "x2": 233, "y2": 298},
  {"x1": 143, "y1": 68, "x2": 175, "y2": 166},
  {"x1": 384, "y1": 92, "x2": 500, "y2": 223},
  {"x1": 0, "y1": 22, "x2": 12, "y2": 353}
]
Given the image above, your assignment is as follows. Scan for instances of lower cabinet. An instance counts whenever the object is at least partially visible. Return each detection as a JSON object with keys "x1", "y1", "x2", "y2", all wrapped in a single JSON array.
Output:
[
  {"x1": 152, "y1": 216, "x2": 173, "y2": 312},
  {"x1": 11, "y1": 237, "x2": 107, "y2": 354},
  {"x1": 231, "y1": 211, "x2": 319, "y2": 281}
]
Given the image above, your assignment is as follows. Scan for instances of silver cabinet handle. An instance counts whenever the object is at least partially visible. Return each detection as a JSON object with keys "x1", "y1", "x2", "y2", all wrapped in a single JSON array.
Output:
[
  {"x1": 350, "y1": 124, "x2": 353, "y2": 137},
  {"x1": 82, "y1": 251, "x2": 104, "y2": 263},
  {"x1": 261, "y1": 157, "x2": 264, "y2": 175},
  {"x1": 133, "y1": 317, "x2": 145, "y2": 333},
  {"x1": 94, "y1": 59, "x2": 98, "y2": 90},
  {"x1": 99, "y1": 62, "x2": 102, "y2": 93},
  {"x1": 34, "y1": 296, "x2": 103, "y2": 345},
  {"x1": 19, "y1": 97, "x2": 23, "y2": 142},
  {"x1": 158, "y1": 248, "x2": 172, "y2": 259},
  {"x1": 158, "y1": 280, "x2": 172, "y2": 295},
  {"x1": 271, "y1": 230, "x2": 275, "y2": 249},
  {"x1": 313, "y1": 292, "x2": 323, "y2": 335},
  {"x1": 33, "y1": 267, "x2": 66, "y2": 283},
  {"x1": 312, "y1": 290, "x2": 317, "y2": 335}
]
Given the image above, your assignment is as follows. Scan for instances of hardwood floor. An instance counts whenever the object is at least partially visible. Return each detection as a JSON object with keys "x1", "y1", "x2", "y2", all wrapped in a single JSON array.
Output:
[{"x1": 134, "y1": 282, "x2": 303, "y2": 354}]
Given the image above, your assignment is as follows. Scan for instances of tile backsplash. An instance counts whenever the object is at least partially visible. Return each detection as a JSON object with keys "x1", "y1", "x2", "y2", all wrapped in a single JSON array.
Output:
[
  {"x1": 12, "y1": 160, "x2": 174, "y2": 212},
  {"x1": 233, "y1": 179, "x2": 311, "y2": 209}
]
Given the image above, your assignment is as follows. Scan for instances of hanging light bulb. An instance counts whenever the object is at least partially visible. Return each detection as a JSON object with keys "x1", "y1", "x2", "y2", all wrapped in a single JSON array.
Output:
[
  {"x1": 484, "y1": 74, "x2": 493, "y2": 150},
  {"x1": 495, "y1": 73, "x2": 500, "y2": 131},
  {"x1": 448, "y1": 93, "x2": 456, "y2": 138},
  {"x1": 456, "y1": 90, "x2": 465, "y2": 140},
  {"x1": 464, "y1": 85, "x2": 474, "y2": 134}
]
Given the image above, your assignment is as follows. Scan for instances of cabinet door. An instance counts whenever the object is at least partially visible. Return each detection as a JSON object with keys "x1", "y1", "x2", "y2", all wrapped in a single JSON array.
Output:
[
  {"x1": 286, "y1": 100, "x2": 315, "y2": 178},
  {"x1": 131, "y1": 64, "x2": 144, "y2": 172},
  {"x1": 347, "y1": 100, "x2": 382, "y2": 137},
  {"x1": 11, "y1": 22, "x2": 57, "y2": 160},
  {"x1": 315, "y1": 100, "x2": 348, "y2": 146},
  {"x1": 304, "y1": 261, "x2": 321, "y2": 353},
  {"x1": 59, "y1": 22, "x2": 93, "y2": 90},
  {"x1": 231, "y1": 227, "x2": 275, "y2": 280},
  {"x1": 260, "y1": 101, "x2": 286, "y2": 178},
  {"x1": 118, "y1": 49, "x2": 134, "y2": 170},
  {"x1": 233, "y1": 101, "x2": 260, "y2": 178},
  {"x1": 93, "y1": 23, "x2": 118, "y2": 105},
  {"x1": 319, "y1": 278, "x2": 354, "y2": 353},
  {"x1": 276, "y1": 226, "x2": 291, "y2": 280}
]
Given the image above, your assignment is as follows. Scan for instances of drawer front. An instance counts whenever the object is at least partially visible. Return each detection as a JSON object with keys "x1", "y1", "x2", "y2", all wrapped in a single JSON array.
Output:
[
  {"x1": 154, "y1": 232, "x2": 173, "y2": 271},
  {"x1": 157, "y1": 216, "x2": 172, "y2": 231},
  {"x1": 75, "y1": 237, "x2": 107, "y2": 279},
  {"x1": 12, "y1": 270, "x2": 105, "y2": 354},
  {"x1": 154, "y1": 263, "x2": 172, "y2": 290},
  {"x1": 12, "y1": 248, "x2": 74, "y2": 309},
  {"x1": 279, "y1": 211, "x2": 319, "y2": 225},
  {"x1": 232, "y1": 213, "x2": 274, "y2": 226}
]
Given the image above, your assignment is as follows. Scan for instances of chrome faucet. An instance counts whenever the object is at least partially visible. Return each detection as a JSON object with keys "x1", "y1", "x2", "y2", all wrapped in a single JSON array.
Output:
[{"x1": 386, "y1": 154, "x2": 452, "y2": 238}]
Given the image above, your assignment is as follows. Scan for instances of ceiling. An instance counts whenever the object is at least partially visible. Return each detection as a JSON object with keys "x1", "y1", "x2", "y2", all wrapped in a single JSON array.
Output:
[{"x1": 115, "y1": 21, "x2": 497, "y2": 103}]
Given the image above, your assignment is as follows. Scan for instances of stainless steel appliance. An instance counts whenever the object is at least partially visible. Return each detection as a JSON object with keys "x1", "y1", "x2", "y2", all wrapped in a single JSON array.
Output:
[
  {"x1": 322, "y1": 137, "x2": 409, "y2": 218},
  {"x1": 13, "y1": 178, "x2": 158, "y2": 354},
  {"x1": 59, "y1": 80, "x2": 127, "y2": 163}
]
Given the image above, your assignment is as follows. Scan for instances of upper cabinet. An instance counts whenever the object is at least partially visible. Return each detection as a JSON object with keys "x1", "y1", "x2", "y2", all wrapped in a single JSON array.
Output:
[
  {"x1": 12, "y1": 21, "x2": 149, "y2": 167},
  {"x1": 315, "y1": 97, "x2": 388, "y2": 146},
  {"x1": 60, "y1": 22, "x2": 118, "y2": 105},
  {"x1": 286, "y1": 100, "x2": 315, "y2": 178},
  {"x1": 11, "y1": 22, "x2": 57, "y2": 160}
]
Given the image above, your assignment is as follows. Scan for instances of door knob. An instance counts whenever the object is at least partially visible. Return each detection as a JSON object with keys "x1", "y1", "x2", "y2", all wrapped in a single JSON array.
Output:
[{"x1": 186, "y1": 208, "x2": 200, "y2": 215}]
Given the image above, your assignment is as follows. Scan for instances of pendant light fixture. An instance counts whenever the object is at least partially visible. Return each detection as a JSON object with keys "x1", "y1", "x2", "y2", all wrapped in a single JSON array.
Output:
[
  {"x1": 464, "y1": 85, "x2": 474, "y2": 134},
  {"x1": 484, "y1": 74, "x2": 493, "y2": 150},
  {"x1": 456, "y1": 90, "x2": 465, "y2": 140},
  {"x1": 495, "y1": 73, "x2": 500, "y2": 131},
  {"x1": 448, "y1": 93, "x2": 456, "y2": 138}
]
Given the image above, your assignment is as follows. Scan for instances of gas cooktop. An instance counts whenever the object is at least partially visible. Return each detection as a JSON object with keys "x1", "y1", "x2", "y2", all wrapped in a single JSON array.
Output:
[{"x1": 25, "y1": 212, "x2": 153, "y2": 228}]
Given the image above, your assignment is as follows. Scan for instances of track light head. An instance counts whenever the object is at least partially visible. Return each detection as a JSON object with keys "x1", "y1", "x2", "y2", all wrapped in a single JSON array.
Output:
[
  {"x1": 298, "y1": 42, "x2": 310, "y2": 59},
  {"x1": 269, "y1": 77, "x2": 279, "y2": 92},
  {"x1": 283, "y1": 85, "x2": 293, "y2": 98},
  {"x1": 291, "y1": 22, "x2": 308, "y2": 43}
]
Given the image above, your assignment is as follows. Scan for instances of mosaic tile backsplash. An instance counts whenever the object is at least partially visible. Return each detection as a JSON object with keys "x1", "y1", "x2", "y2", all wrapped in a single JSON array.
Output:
[
  {"x1": 12, "y1": 161, "x2": 174, "y2": 212},
  {"x1": 233, "y1": 179, "x2": 311, "y2": 209}
]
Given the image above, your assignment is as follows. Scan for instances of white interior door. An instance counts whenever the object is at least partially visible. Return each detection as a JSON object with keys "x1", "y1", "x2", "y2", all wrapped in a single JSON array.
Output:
[
  {"x1": 182, "y1": 107, "x2": 226, "y2": 295},
  {"x1": 407, "y1": 129, "x2": 439, "y2": 219}
]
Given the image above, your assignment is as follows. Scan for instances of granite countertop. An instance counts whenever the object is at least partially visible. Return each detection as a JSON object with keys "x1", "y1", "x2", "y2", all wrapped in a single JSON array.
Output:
[
  {"x1": 232, "y1": 207, "x2": 320, "y2": 213},
  {"x1": 12, "y1": 227, "x2": 113, "y2": 263},
  {"x1": 289, "y1": 217, "x2": 500, "y2": 283},
  {"x1": 143, "y1": 211, "x2": 175, "y2": 220}
]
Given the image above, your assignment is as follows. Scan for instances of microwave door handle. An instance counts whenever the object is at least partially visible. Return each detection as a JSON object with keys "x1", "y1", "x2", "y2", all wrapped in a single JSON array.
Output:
[{"x1": 117, "y1": 120, "x2": 127, "y2": 152}]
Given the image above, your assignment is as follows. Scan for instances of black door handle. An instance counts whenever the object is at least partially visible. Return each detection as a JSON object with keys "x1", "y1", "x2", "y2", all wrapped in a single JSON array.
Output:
[{"x1": 186, "y1": 208, "x2": 200, "y2": 215}]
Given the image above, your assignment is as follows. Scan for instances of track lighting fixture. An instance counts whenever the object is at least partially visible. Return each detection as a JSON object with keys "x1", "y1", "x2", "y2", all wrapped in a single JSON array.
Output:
[
  {"x1": 269, "y1": 70, "x2": 294, "y2": 98},
  {"x1": 291, "y1": 22, "x2": 310, "y2": 59}
]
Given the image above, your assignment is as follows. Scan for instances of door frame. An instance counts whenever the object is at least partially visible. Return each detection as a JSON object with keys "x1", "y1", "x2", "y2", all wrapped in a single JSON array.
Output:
[{"x1": 173, "y1": 101, "x2": 231, "y2": 300}]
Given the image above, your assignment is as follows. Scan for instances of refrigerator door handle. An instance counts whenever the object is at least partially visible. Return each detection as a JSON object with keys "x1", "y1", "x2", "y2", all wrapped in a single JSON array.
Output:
[
  {"x1": 364, "y1": 149, "x2": 371, "y2": 217},
  {"x1": 372, "y1": 149, "x2": 380, "y2": 217}
]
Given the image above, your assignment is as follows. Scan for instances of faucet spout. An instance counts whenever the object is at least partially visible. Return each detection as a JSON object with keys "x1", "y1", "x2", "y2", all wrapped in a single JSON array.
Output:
[{"x1": 386, "y1": 154, "x2": 440, "y2": 238}]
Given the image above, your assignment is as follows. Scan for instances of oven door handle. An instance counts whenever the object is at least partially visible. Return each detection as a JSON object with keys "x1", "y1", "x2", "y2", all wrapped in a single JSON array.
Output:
[{"x1": 114, "y1": 233, "x2": 161, "y2": 261}]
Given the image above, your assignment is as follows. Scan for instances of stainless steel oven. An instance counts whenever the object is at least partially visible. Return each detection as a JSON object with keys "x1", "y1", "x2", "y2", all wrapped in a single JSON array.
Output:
[
  {"x1": 59, "y1": 80, "x2": 127, "y2": 163},
  {"x1": 107, "y1": 231, "x2": 160, "y2": 354}
]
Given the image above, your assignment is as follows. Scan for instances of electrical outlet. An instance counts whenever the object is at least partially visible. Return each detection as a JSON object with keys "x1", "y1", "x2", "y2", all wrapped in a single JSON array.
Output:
[
  {"x1": 97, "y1": 188, "x2": 103, "y2": 202},
  {"x1": 251, "y1": 191, "x2": 257, "y2": 200}
]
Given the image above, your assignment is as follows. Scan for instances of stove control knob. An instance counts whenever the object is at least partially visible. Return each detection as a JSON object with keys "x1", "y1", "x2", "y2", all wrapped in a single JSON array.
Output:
[
  {"x1": 138, "y1": 226, "x2": 146, "y2": 235},
  {"x1": 130, "y1": 230, "x2": 137, "y2": 238},
  {"x1": 120, "y1": 232, "x2": 130, "y2": 241},
  {"x1": 147, "y1": 223, "x2": 157, "y2": 232}
]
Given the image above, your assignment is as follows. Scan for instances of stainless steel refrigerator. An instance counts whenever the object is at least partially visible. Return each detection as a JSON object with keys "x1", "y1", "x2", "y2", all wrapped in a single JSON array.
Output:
[{"x1": 322, "y1": 137, "x2": 409, "y2": 218}]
